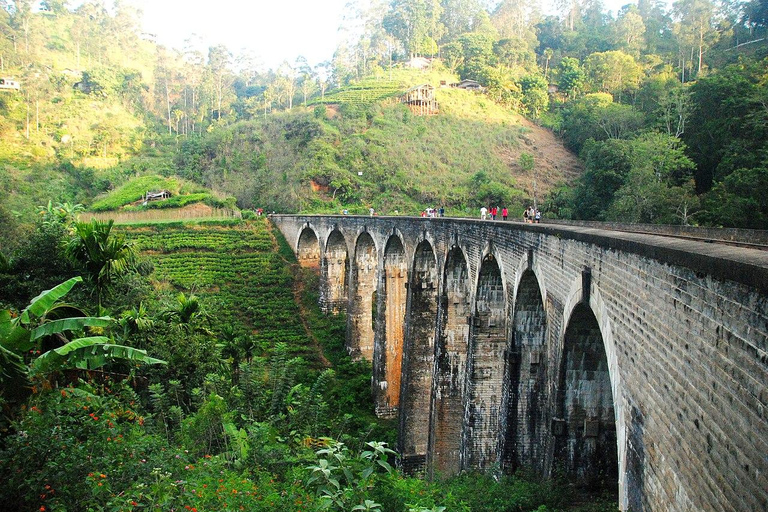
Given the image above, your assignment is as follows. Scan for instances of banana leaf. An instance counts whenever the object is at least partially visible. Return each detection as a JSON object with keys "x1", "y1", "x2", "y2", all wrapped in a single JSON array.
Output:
[
  {"x1": 0, "y1": 343, "x2": 30, "y2": 399},
  {"x1": 30, "y1": 336, "x2": 166, "y2": 375},
  {"x1": 0, "y1": 309, "x2": 32, "y2": 353},
  {"x1": 20, "y1": 276, "x2": 83, "y2": 324},
  {"x1": 30, "y1": 316, "x2": 114, "y2": 342}
]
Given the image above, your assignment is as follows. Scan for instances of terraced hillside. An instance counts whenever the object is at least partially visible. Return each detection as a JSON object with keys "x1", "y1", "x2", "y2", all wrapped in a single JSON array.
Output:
[
  {"x1": 315, "y1": 78, "x2": 405, "y2": 107},
  {"x1": 123, "y1": 218, "x2": 319, "y2": 361}
]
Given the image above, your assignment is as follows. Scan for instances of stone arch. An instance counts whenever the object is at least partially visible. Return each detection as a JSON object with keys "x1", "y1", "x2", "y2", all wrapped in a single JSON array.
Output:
[
  {"x1": 399, "y1": 239, "x2": 439, "y2": 472},
  {"x1": 324, "y1": 230, "x2": 349, "y2": 314},
  {"x1": 554, "y1": 292, "x2": 620, "y2": 497},
  {"x1": 376, "y1": 234, "x2": 408, "y2": 418},
  {"x1": 465, "y1": 252, "x2": 507, "y2": 469},
  {"x1": 432, "y1": 245, "x2": 471, "y2": 476},
  {"x1": 557, "y1": 278, "x2": 628, "y2": 510},
  {"x1": 348, "y1": 232, "x2": 377, "y2": 360},
  {"x1": 296, "y1": 226, "x2": 321, "y2": 269},
  {"x1": 503, "y1": 266, "x2": 548, "y2": 472}
]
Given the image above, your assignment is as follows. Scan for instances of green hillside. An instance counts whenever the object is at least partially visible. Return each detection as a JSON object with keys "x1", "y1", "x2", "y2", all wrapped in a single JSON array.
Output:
[
  {"x1": 88, "y1": 174, "x2": 235, "y2": 212},
  {"x1": 2, "y1": 0, "x2": 768, "y2": 233},
  {"x1": 174, "y1": 83, "x2": 581, "y2": 216}
]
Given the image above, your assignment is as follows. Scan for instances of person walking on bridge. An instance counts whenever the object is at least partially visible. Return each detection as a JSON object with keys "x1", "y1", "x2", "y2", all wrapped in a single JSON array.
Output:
[
  {"x1": 502, "y1": 207, "x2": 508, "y2": 220},
  {"x1": 480, "y1": 206, "x2": 487, "y2": 220}
]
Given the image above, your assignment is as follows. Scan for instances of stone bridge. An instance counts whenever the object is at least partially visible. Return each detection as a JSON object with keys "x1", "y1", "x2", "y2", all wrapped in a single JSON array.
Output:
[{"x1": 270, "y1": 215, "x2": 768, "y2": 512}]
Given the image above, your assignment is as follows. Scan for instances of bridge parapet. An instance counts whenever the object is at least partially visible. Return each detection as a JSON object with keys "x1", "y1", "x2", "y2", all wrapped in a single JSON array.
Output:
[{"x1": 271, "y1": 214, "x2": 768, "y2": 512}]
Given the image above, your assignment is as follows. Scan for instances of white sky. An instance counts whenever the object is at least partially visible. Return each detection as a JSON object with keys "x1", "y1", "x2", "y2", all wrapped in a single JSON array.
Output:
[
  {"x1": 132, "y1": 0, "x2": 351, "y2": 70},
  {"x1": 131, "y1": 0, "x2": 637, "y2": 71}
]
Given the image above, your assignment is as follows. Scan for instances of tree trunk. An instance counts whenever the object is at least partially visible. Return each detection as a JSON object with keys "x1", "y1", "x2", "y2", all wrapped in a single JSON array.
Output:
[
  {"x1": 698, "y1": 25, "x2": 704, "y2": 75},
  {"x1": 165, "y1": 77, "x2": 172, "y2": 135}
]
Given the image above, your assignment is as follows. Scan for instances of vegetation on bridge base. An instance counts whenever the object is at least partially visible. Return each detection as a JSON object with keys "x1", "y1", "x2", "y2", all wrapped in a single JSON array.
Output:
[{"x1": 0, "y1": 215, "x2": 618, "y2": 511}]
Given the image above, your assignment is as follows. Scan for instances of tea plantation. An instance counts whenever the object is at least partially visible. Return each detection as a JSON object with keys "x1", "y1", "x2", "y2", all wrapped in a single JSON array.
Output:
[{"x1": 124, "y1": 220, "x2": 320, "y2": 360}]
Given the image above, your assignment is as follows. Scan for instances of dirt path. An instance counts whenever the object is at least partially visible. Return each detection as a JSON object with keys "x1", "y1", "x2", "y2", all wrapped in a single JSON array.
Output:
[
  {"x1": 265, "y1": 220, "x2": 332, "y2": 368},
  {"x1": 291, "y1": 271, "x2": 332, "y2": 368}
]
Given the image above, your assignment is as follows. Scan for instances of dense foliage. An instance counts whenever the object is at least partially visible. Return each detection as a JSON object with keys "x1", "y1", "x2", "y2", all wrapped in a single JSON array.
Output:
[{"x1": 0, "y1": 216, "x2": 619, "y2": 511}]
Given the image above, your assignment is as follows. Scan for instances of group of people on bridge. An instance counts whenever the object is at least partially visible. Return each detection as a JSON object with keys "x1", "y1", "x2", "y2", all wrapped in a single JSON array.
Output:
[
  {"x1": 480, "y1": 206, "x2": 540, "y2": 222},
  {"x1": 420, "y1": 207, "x2": 445, "y2": 218}
]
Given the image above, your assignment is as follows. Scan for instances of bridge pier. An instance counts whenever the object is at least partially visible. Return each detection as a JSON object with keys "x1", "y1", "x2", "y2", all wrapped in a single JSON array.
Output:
[
  {"x1": 430, "y1": 246, "x2": 471, "y2": 477},
  {"x1": 348, "y1": 232, "x2": 377, "y2": 360},
  {"x1": 398, "y1": 240, "x2": 439, "y2": 472},
  {"x1": 376, "y1": 235, "x2": 408, "y2": 418}
]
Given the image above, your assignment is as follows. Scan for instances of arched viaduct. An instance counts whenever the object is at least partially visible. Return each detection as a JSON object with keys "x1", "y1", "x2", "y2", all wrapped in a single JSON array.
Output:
[{"x1": 271, "y1": 215, "x2": 768, "y2": 512}]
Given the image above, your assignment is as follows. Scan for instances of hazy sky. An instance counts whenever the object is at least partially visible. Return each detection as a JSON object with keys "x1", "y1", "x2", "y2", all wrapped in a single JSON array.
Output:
[{"x1": 132, "y1": 0, "x2": 637, "y2": 71}]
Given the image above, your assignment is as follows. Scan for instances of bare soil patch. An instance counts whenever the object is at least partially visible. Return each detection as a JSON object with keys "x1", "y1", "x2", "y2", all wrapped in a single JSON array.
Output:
[{"x1": 497, "y1": 118, "x2": 583, "y2": 197}]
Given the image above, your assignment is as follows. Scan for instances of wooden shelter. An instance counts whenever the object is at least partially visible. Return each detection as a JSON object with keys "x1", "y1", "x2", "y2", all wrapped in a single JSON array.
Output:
[
  {"x1": 401, "y1": 84, "x2": 439, "y2": 116},
  {"x1": 145, "y1": 190, "x2": 171, "y2": 201}
]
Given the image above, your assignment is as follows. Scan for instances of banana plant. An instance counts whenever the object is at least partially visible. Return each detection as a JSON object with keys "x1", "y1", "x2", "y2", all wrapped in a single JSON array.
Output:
[{"x1": 0, "y1": 277, "x2": 165, "y2": 400}]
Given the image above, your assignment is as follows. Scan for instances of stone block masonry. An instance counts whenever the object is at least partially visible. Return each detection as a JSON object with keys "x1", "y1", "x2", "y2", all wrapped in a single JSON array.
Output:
[{"x1": 276, "y1": 215, "x2": 768, "y2": 512}]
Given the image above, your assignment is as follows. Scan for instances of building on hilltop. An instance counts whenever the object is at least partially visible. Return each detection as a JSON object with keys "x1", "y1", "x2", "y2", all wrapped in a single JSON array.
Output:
[
  {"x1": 401, "y1": 84, "x2": 439, "y2": 116},
  {"x1": 145, "y1": 190, "x2": 171, "y2": 201},
  {"x1": 450, "y1": 79, "x2": 485, "y2": 92},
  {"x1": 0, "y1": 78, "x2": 20, "y2": 91},
  {"x1": 404, "y1": 57, "x2": 434, "y2": 70}
]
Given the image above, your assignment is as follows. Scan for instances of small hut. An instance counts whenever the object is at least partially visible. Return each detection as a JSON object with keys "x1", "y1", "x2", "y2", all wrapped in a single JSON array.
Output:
[
  {"x1": 405, "y1": 56, "x2": 432, "y2": 70},
  {"x1": 401, "y1": 84, "x2": 439, "y2": 116},
  {"x1": 0, "y1": 78, "x2": 20, "y2": 91},
  {"x1": 450, "y1": 79, "x2": 485, "y2": 92},
  {"x1": 145, "y1": 190, "x2": 171, "y2": 201}
]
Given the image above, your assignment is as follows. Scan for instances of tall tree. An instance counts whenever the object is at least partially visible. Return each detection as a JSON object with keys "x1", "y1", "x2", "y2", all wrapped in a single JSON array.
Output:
[
  {"x1": 382, "y1": 0, "x2": 444, "y2": 57},
  {"x1": 491, "y1": 0, "x2": 539, "y2": 46},
  {"x1": 584, "y1": 50, "x2": 643, "y2": 100},
  {"x1": 613, "y1": 6, "x2": 647, "y2": 56},
  {"x1": 556, "y1": 56, "x2": 586, "y2": 97},
  {"x1": 276, "y1": 61, "x2": 297, "y2": 110},
  {"x1": 8, "y1": 0, "x2": 34, "y2": 66},
  {"x1": 155, "y1": 47, "x2": 180, "y2": 135},
  {"x1": 672, "y1": 0, "x2": 717, "y2": 79},
  {"x1": 207, "y1": 44, "x2": 233, "y2": 121},
  {"x1": 441, "y1": 0, "x2": 484, "y2": 41}
]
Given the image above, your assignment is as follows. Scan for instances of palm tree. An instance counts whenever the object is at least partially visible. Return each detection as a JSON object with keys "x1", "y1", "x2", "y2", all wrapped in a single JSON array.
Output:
[
  {"x1": 65, "y1": 219, "x2": 137, "y2": 306},
  {"x1": 161, "y1": 292, "x2": 211, "y2": 333},
  {"x1": 118, "y1": 302, "x2": 155, "y2": 341}
]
